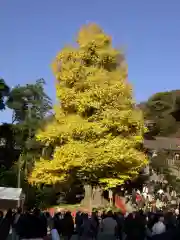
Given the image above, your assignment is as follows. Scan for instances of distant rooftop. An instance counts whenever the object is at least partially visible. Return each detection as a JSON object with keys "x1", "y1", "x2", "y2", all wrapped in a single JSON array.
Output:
[
  {"x1": 144, "y1": 137, "x2": 180, "y2": 151},
  {"x1": 0, "y1": 187, "x2": 23, "y2": 200}
]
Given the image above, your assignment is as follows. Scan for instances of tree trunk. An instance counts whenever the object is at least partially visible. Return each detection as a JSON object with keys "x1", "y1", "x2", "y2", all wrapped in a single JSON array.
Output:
[
  {"x1": 92, "y1": 186, "x2": 103, "y2": 207},
  {"x1": 80, "y1": 185, "x2": 92, "y2": 211},
  {"x1": 81, "y1": 185, "x2": 107, "y2": 210}
]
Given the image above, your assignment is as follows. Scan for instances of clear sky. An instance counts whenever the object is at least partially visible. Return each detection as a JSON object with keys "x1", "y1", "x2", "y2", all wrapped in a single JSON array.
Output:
[{"x1": 1, "y1": 1, "x2": 180, "y2": 123}]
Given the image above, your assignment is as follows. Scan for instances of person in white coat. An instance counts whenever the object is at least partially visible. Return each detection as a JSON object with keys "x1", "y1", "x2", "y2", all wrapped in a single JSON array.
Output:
[{"x1": 152, "y1": 216, "x2": 166, "y2": 236}]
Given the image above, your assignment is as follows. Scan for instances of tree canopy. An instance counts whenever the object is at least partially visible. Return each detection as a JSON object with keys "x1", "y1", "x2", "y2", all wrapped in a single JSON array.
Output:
[
  {"x1": 141, "y1": 90, "x2": 180, "y2": 137},
  {"x1": 7, "y1": 78, "x2": 52, "y2": 124},
  {"x1": 0, "y1": 79, "x2": 54, "y2": 207},
  {"x1": 1, "y1": 24, "x2": 180, "y2": 206},
  {"x1": 29, "y1": 24, "x2": 147, "y2": 188},
  {"x1": 0, "y1": 79, "x2": 10, "y2": 110}
]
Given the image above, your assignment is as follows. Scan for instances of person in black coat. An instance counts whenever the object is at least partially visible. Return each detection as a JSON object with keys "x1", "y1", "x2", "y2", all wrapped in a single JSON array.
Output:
[
  {"x1": 62, "y1": 211, "x2": 74, "y2": 240},
  {"x1": 16, "y1": 208, "x2": 47, "y2": 239},
  {"x1": 53, "y1": 212, "x2": 63, "y2": 236},
  {"x1": 0, "y1": 209, "x2": 13, "y2": 240}
]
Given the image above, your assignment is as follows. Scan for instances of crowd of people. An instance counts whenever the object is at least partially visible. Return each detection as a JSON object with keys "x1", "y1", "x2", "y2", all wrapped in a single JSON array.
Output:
[{"x1": 0, "y1": 206, "x2": 180, "y2": 239}]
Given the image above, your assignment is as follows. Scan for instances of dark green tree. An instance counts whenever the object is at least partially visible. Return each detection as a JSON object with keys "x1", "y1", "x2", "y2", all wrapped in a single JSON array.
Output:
[
  {"x1": 6, "y1": 79, "x2": 52, "y2": 175},
  {"x1": 141, "y1": 90, "x2": 180, "y2": 136},
  {"x1": 0, "y1": 79, "x2": 53, "y2": 207},
  {"x1": 7, "y1": 78, "x2": 52, "y2": 123},
  {"x1": 0, "y1": 123, "x2": 19, "y2": 169},
  {"x1": 0, "y1": 78, "x2": 9, "y2": 110}
]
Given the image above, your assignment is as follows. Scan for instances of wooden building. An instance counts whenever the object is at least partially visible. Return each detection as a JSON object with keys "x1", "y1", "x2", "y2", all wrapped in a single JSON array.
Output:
[{"x1": 144, "y1": 136, "x2": 180, "y2": 178}]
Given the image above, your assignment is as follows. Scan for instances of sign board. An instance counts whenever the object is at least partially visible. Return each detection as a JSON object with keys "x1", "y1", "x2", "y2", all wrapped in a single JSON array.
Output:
[{"x1": 21, "y1": 193, "x2": 26, "y2": 200}]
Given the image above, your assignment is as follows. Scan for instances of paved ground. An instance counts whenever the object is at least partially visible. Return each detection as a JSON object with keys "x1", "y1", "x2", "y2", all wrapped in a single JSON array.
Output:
[{"x1": 8, "y1": 233, "x2": 116, "y2": 239}]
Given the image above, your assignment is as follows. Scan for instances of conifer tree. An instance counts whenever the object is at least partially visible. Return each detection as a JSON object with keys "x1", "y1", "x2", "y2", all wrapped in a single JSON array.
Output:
[{"x1": 29, "y1": 24, "x2": 147, "y2": 188}]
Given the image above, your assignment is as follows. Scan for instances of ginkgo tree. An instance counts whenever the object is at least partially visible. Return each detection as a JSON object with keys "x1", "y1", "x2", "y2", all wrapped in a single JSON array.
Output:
[{"x1": 29, "y1": 24, "x2": 147, "y2": 189}]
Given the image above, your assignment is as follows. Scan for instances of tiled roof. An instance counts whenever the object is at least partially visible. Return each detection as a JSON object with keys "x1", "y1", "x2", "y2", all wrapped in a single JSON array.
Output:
[
  {"x1": 0, "y1": 187, "x2": 23, "y2": 200},
  {"x1": 144, "y1": 137, "x2": 180, "y2": 151}
]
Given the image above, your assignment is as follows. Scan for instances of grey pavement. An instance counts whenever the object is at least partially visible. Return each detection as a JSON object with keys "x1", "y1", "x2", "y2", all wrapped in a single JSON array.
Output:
[{"x1": 8, "y1": 233, "x2": 116, "y2": 239}]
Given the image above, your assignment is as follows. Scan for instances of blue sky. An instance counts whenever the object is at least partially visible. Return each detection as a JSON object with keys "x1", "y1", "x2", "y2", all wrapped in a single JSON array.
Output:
[{"x1": 1, "y1": 0, "x2": 180, "y2": 123}]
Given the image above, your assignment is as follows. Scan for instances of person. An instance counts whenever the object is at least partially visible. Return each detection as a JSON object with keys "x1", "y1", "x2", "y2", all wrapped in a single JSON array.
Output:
[
  {"x1": 165, "y1": 211, "x2": 176, "y2": 231},
  {"x1": 45, "y1": 211, "x2": 52, "y2": 231},
  {"x1": 136, "y1": 192, "x2": 142, "y2": 207},
  {"x1": 0, "y1": 210, "x2": 4, "y2": 230},
  {"x1": 0, "y1": 210, "x2": 3, "y2": 222},
  {"x1": 16, "y1": 208, "x2": 47, "y2": 239},
  {"x1": 142, "y1": 184, "x2": 149, "y2": 200},
  {"x1": 124, "y1": 211, "x2": 146, "y2": 240},
  {"x1": 80, "y1": 213, "x2": 93, "y2": 240},
  {"x1": 152, "y1": 215, "x2": 166, "y2": 236},
  {"x1": 134, "y1": 210, "x2": 146, "y2": 240},
  {"x1": 91, "y1": 211, "x2": 99, "y2": 240},
  {"x1": 61, "y1": 211, "x2": 74, "y2": 240},
  {"x1": 51, "y1": 227, "x2": 60, "y2": 240},
  {"x1": 0, "y1": 209, "x2": 13, "y2": 240},
  {"x1": 12, "y1": 207, "x2": 22, "y2": 240},
  {"x1": 132, "y1": 189, "x2": 136, "y2": 204},
  {"x1": 53, "y1": 212, "x2": 63, "y2": 237},
  {"x1": 124, "y1": 213, "x2": 136, "y2": 240},
  {"x1": 75, "y1": 211, "x2": 83, "y2": 240},
  {"x1": 115, "y1": 211, "x2": 124, "y2": 240},
  {"x1": 101, "y1": 211, "x2": 117, "y2": 239}
]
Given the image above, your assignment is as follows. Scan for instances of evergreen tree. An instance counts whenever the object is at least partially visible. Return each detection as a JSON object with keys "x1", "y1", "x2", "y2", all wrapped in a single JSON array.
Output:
[
  {"x1": 140, "y1": 90, "x2": 180, "y2": 136},
  {"x1": 29, "y1": 24, "x2": 147, "y2": 188},
  {"x1": 0, "y1": 79, "x2": 53, "y2": 207},
  {"x1": 0, "y1": 78, "x2": 9, "y2": 110}
]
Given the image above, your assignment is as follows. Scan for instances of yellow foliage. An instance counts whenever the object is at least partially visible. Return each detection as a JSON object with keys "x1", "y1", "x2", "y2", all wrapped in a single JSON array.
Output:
[{"x1": 29, "y1": 23, "x2": 147, "y2": 188}]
